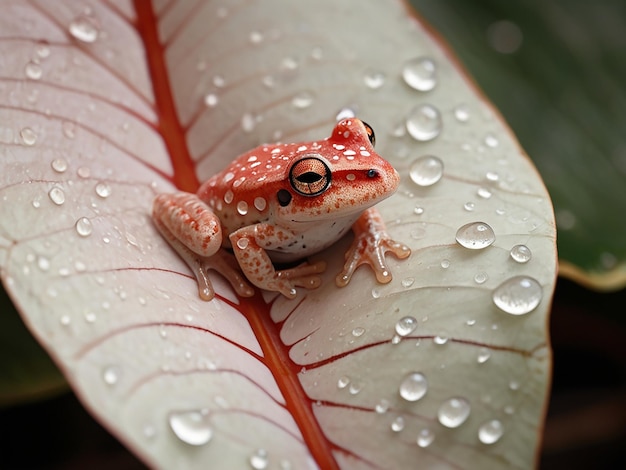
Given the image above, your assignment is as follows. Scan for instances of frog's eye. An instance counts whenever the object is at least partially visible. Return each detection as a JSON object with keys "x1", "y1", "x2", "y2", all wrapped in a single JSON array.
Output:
[
  {"x1": 361, "y1": 120, "x2": 376, "y2": 147},
  {"x1": 289, "y1": 157, "x2": 331, "y2": 196}
]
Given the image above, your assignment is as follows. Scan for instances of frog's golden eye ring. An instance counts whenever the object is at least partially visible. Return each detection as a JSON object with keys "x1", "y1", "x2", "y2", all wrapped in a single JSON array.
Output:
[
  {"x1": 361, "y1": 120, "x2": 376, "y2": 147},
  {"x1": 289, "y1": 157, "x2": 331, "y2": 196}
]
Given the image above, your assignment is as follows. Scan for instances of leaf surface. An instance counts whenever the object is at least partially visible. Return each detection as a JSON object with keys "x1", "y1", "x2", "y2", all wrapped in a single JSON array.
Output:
[{"x1": 0, "y1": 1, "x2": 556, "y2": 468}]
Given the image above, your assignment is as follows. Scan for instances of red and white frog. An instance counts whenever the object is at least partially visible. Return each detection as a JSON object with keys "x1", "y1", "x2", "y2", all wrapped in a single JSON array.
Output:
[{"x1": 152, "y1": 118, "x2": 410, "y2": 301}]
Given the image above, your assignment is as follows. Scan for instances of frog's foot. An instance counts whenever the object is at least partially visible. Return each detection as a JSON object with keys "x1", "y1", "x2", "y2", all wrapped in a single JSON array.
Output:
[
  {"x1": 336, "y1": 208, "x2": 411, "y2": 287},
  {"x1": 200, "y1": 249, "x2": 256, "y2": 300},
  {"x1": 272, "y1": 260, "x2": 327, "y2": 298}
]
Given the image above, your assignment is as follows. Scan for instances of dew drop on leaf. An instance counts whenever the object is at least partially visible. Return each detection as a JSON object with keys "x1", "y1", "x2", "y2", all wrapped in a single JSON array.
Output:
[
  {"x1": 204, "y1": 93, "x2": 218, "y2": 108},
  {"x1": 394, "y1": 316, "x2": 417, "y2": 336},
  {"x1": 484, "y1": 133, "x2": 499, "y2": 148},
  {"x1": 401, "y1": 277, "x2": 415, "y2": 288},
  {"x1": 95, "y1": 182, "x2": 111, "y2": 198},
  {"x1": 168, "y1": 410, "x2": 212, "y2": 446},
  {"x1": 249, "y1": 449, "x2": 269, "y2": 469},
  {"x1": 348, "y1": 381, "x2": 363, "y2": 395},
  {"x1": 291, "y1": 91, "x2": 314, "y2": 109},
  {"x1": 25, "y1": 61, "x2": 43, "y2": 80},
  {"x1": 478, "y1": 419, "x2": 504, "y2": 444},
  {"x1": 477, "y1": 187, "x2": 492, "y2": 199},
  {"x1": 102, "y1": 365, "x2": 121, "y2": 385},
  {"x1": 455, "y1": 222, "x2": 496, "y2": 250},
  {"x1": 75, "y1": 217, "x2": 93, "y2": 237},
  {"x1": 20, "y1": 127, "x2": 37, "y2": 146},
  {"x1": 363, "y1": 69, "x2": 386, "y2": 89},
  {"x1": 391, "y1": 416, "x2": 405, "y2": 432},
  {"x1": 463, "y1": 201, "x2": 475, "y2": 211},
  {"x1": 477, "y1": 347, "x2": 491, "y2": 364},
  {"x1": 416, "y1": 428, "x2": 435, "y2": 448},
  {"x1": 351, "y1": 327, "x2": 365, "y2": 337},
  {"x1": 409, "y1": 155, "x2": 443, "y2": 186},
  {"x1": 398, "y1": 372, "x2": 428, "y2": 402},
  {"x1": 375, "y1": 398, "x2": 390, "y2": 414},
  {"x1": 492, "y1": 275, "x2": 542, "y2": 315},
  {"x1": 48, "y1": 187, "x2": 65, "y2": 205},
  {"x1": 405, "y1": 104, "x2": 442, "y2": 141},
  {"x1": 69, "y1": 14, "x2": 100, "y2": 43},
  {"x1": 433, "y1": 335, "x2": 448, "y2": 345},
  {"x1": 437, "y1": 397, "x2": 471, "y2": 428},
  {"x1": 440, "y1": 259, "x2": 450, "y2": 269},
  {"x1": 474, "y1": 272, "x2": 488, "y2": 284},
  {"x1": 510, "y1": 244, "x2": 532, "y2": 263},
  {"x1": 241, "y1": 113, "x2": 256, "y2": 132},
  {"x1": 402, "y1": 57, "x2": 437, "y2": 91},
  {"x1": 454, "y1": 104, "x2": 470, "y2": 122},
  {"x1": 51, "y1": 158, "x2": 68, "y2": 173},
  {"x1": 337, "y1": 376, "x2": 350, "y2": 389}
]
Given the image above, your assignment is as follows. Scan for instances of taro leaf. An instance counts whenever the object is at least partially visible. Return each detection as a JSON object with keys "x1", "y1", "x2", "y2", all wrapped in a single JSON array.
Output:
[
  {"x1": 410, "y1": 0, "x2": 626, "y2": 290},
  {"x1": 0, "y1": 1, "x2": 556, "y2": 469}
]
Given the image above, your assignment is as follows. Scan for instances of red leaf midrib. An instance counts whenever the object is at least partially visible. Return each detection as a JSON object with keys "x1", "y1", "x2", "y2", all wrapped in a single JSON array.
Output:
[
  {"x1": 134, "y1": 3, "x2": 339, "y2": 467},
  {"x1": 134, "y1": 1, "x2": 199, "y2": 193}
]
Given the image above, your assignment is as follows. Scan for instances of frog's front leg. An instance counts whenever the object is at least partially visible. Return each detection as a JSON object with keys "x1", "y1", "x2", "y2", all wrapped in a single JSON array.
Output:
[
  {"x1": 336, "y1": 207, "x2": 411, "y2": 287},
  {"x1": 152, "y1": 193, "x2": 255, "y2": 301},
  {"x1": 230, "y1": 224, "x2": 327, "y2": 299}
]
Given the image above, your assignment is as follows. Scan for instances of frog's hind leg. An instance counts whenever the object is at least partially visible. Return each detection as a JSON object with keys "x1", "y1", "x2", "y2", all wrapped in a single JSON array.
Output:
[{"x1": 152, "y1": 193, "x2": 254, "y2": 300}]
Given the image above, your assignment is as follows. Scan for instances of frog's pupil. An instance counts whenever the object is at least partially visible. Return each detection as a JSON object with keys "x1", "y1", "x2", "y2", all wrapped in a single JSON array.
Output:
[
  {"x1": 297, "y1": 172, "x2": 323, "y2": 184},
  {"x1": 277, "y1": 189, "x2": 292, "y2": 206}
]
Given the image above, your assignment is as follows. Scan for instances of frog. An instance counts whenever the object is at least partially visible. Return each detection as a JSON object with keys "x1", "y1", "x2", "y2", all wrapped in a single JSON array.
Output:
[{"x1": 152, "y1": 118, "x2": 410, "y2": 301}]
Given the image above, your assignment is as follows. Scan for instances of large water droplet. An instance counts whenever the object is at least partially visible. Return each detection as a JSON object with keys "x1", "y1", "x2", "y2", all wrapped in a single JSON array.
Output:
[
  {"x1": 168, "y1": 410, "x2": 212, "y2": 446},
  {"x1": 402, "y1": 57, "x2": 437, "y2": 91},
  {"x1": 75, "y1": 217, "x2": 93, "y2": 237},
  {"x1": 438, "y1": 397, "x2": 471, "y2": 428},
  {"x1": 102, "y1": 365, "x2": 121, "y2": 385},
  {"x1": 409, "y1": 155, "x2": 443, "y2": 186},
  {"x1": 406, "y1": 104, "x2": 442, "y2": 141},
  {"x1": 510, "y1": 244, "x2": 532, "y2": 263},
  {"x1": 455, "y1": 222, "x2": 496, "y2": 250},
  {"x1": 51, "y1": 158, "x2": 68, "y2": 173},
  {"x1": 95, "y1": 182, "x2": 111, "y2": 198},
  {"x1": 399, "y1": 372, "x2": 428, "y2": 402},
  {"x1": 478, "y1": 419, "x2": 504, "y2": 444},
  {"x1": 48, "y1": 187, "x2": 65, "y2": 205},
  {"x1": 69, "y1": 14, "x2": 100, "y2": 43},
  {"x1": 249, "y1": 449, "x2": 269, "y2": 469},
  {"x1": 395, "y1": 316, "x2": 417, "y2": 336},
  {"x1": 492, "y1": 276, "x2": 542, "y2": 315},
  {"x1": 416, "y1": 428, "x2": 435, "y2": 448}
]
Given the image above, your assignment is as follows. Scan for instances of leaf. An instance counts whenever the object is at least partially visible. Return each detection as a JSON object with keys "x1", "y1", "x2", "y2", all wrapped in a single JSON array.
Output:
[
  {"x1": 0, "y1": 1, "x2": 556, "y2": 469},
  {"x1": 409, "y1": 0, "x2": 626, "y2": 290}
]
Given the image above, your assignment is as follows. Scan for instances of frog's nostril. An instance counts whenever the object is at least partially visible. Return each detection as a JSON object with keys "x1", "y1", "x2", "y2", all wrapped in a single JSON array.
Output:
[{"x1": 367, "y1": 169, "x2": 378, "y2": 178}]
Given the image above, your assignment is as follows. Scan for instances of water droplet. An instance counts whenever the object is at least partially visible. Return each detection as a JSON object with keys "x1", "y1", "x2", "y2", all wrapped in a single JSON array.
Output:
[
  {"x1": 454, "y1": 104, "x2": 470, "y2": 122},
  {"x1": 484, "y1": 133, "x2": 499, "y2": 148},
  {"x1": 351, "y1": 327, "x2": 365, "y2": 337},
  {"x1": 69, "y1": 14, "x2": 100, "y2": 43},
  {"x1": 292, "y1": 91, "x2": 314, "y2": 109},
  {"x1": 416, "y1": 428, "x2": 435, "y2": 448},
  {"x1": 95, "y1": 182, "x2": 111, "y2": 198},
  {"x1": 492, "y1": 276, "x2": 542, "y2": 315},
  {"x1": 395, "y1": 316, "x2": 417, "y2": 336},
  {"x1": 477, "y1": 187, "x2": 492, "y2": 199},
  {"x1": 409, "y1": 155, "x2": 443, "y2": 186},
  {"x1": 204, "y1": 93, "x2": 218, "y2": 107},
  {"x1": 391, "y1": 334, "x2": 401, "y2": 345},
  {"x1": 77, "y1": 166, "x2": 91, "y2": 178},
  {"x1": 433, "y1": 335, "x2": 448, "y2": 345},
  {"x1": 474, "y1": 272, "x2": 488, "y2": 284},
  {"x1": 51, "y1": 158, "x2": 68, "y2": 173},
  {"x1": 478, "y1": 419, "x2": 504, "y2": 444},
  {"x1": 399, "y1": 372, "x2": 428, "y2": 402},
  {"x1": 463, "y1": 201, "x2": 475, "y2": 211},
  {"x1": 75, "y1": 217, "x2": 93, "y2": 237},
  {"x1": 391, "y1": 416, "x2": 405, "y2": 432},
  {"x1": 371, "y1": 288, "x2": 381, "y2": 299},
  {"x1": 48, "y1": 187, "x2": 65, "y2": 205},
  {"x1": 37, "y1": 256, "x2": 50, "y2": 271},
  {"x1": 36, "y1": 41, "x2": 51, "y2": 59},
  {"x1": 438, "y1": 397, "x2": 471, "y2": 428},
  {"x1": 401, "y1": 277, "x2": 415, "y2": 288},
  {"x1": 337, "y1": 376, "x2": 350, "y2": 389},
  {"x1": 102, "y1": 365, "x2": 120, "y2": 385},
  {"x1": 364, "y1": 69, "x2": 386, "y2": 89},
  {"x1": 455, "y1": 222, "x2": 496, "y2": 250},
  {"x1": 413, "y1": 206, "x2": 424, "y2": 215},
  {"x1": 510, "y1": 244, "x2": 532, "y2": 263},
  {"x1": 241, "y1": 113, "x2": 256, "y2": 132},
  {"x1": 477, "y1": 347, "x2": 491, "y2": 364},
  {"x1": 375, "y1": 399, "x2": 390, "y2": 414},
  {"x1": 85, "y1": 312, "x2": 97, "y2": 323},
  {"x1": 402, "y1": 57, "x2": 437, "y2": 91},
  {"x1": 249, "y1": 449, "x2": 268, "y2": 469},
  {"x1": 169, "y1": 410, "x2": 212, "y2": 446},
  {"x1": 348, "y1": 381, "x2": 363, "y2": 395},
  {"x1": 25, "y1": 61, "x2": 43, "y2": 80},
  {"x1": 60, "y1": 314, "x2": 71, "y2": 326},
  {"x1": 249, "y1": 30, "x2": 263, "y2": 44},
  {"x1": 440, "y1": 259, "x2": 450, "y2": 269},
  {"x1": 62, "y1": 121, "x2": 76, "y2": 139},
  {"x1": 406, "y1": 104, "x2": 442, "y2": 141},
  {"x1": 509, "y1": 380, "x2": 520, "y2": 391},
  {"x1": 237, "y1": 200, "x2": 248, "y2": 215},
  {"x1": 20, "y1": 127, "x2": 38, "y2": 146}
]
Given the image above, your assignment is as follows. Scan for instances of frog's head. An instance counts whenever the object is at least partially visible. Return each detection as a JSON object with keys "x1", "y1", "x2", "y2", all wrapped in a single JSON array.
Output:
[{"x1": 275, "y1": 119, "x2": 400, "y2": 222}]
